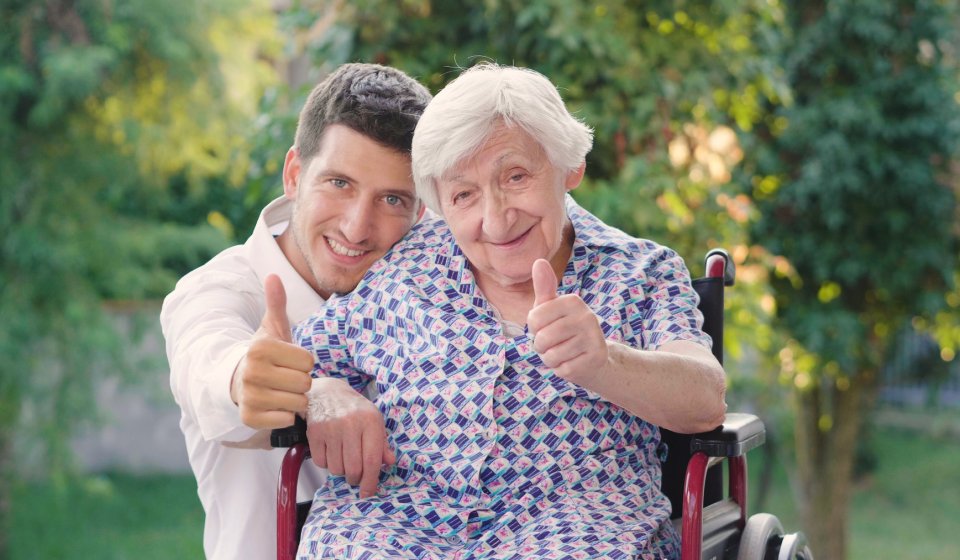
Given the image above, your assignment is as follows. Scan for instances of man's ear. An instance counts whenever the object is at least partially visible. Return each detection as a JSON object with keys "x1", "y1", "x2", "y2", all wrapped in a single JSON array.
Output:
[
  {"x1": 564, "y1": 162, "x2": 586, "y2": 192},
  {"x1": 282, "y1": 147, "x2": 301, "y2": 200}
]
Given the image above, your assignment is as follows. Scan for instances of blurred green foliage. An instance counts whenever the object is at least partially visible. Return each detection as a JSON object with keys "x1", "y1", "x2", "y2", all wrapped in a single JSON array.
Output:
[
  {"x1": 0, "y1": 0, "x2": 280, "y2": 552},
  {"x1": 741, "y1": 0, "x2": 960, "y2": 556},
  {"x1": 751, "y1": 0, "x2": 959, "y2": 370}
]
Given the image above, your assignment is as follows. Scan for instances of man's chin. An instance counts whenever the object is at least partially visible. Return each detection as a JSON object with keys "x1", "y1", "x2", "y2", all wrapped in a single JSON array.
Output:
[
  {"x1": 311, "y1": 253, "x2": 384, "y2": 296},
  {"x1": 314, "y1": 276, "x2": 362, "y2": 299}
]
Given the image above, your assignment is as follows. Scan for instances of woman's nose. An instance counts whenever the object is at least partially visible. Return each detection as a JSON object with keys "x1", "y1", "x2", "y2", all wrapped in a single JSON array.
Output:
[{"x1": 481, "y1": 192, "x2": 513, "y2": 238}]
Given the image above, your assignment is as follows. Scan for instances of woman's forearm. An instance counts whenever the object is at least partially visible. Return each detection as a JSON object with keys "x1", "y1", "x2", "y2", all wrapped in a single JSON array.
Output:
[{"x1": 575, "y1": 339, "x2": 727, "y2": 434}]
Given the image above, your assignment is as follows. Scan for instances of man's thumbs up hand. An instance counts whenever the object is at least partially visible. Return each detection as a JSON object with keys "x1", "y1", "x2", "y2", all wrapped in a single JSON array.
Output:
[
  {"x1": 261, "y1": 273, "x2": 293, "y2": 343},
  {"x1": 231, "y1": 274, "x2": 314, "y2": 429},
  {"x1": 526, "y1": 259, "x2": 608, "y2": 386}
]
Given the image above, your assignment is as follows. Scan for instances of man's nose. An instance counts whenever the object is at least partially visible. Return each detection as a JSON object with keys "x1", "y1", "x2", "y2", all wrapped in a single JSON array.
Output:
[{"x1": 341, "y1": 200, "x2": 374, "y2": 243}]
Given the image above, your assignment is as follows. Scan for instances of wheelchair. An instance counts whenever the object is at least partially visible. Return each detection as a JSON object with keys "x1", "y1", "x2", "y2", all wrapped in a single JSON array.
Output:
[{"x1": 271, "y1": 249, "x2": 813, "y2": 560}]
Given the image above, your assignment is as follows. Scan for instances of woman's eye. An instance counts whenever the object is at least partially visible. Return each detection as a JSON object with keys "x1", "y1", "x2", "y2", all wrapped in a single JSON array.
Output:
[{"x1": 507, "y1": 170, "x2": 527, "y2": 183}]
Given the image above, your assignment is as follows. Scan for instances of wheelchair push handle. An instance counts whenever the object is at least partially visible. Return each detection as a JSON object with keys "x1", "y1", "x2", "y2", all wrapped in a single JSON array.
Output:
[
  {"x1": 705, "y1": 248, "x2": 735, "y2": 287},
  {"x1": 270, "y1": 415, "x2": 308, "y2": 448}
]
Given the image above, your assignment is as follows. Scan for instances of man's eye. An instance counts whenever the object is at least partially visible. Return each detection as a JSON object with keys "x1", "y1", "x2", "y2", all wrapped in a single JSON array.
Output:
[
  {"x1": 385, "y1": 194, "x2": 403, "y2": 206},
  {"x1": 330, "y1": 178, "x2": 348, "y2": 188}
]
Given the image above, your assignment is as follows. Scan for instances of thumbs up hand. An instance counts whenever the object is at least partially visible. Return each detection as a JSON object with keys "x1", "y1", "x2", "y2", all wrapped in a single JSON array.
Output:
[
  {"x1": 232, "y1": 274, "x2": 314, "y2": 429},
  {"x1": 260, "y1": 273, "x2": 295, "y2": 343},
  {"x1": 526, "y1": 259, "x2": 609, "y2": 386}
]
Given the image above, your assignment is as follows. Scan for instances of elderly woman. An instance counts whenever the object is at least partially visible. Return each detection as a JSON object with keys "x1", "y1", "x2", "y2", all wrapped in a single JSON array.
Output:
[{"x1": 294, "y1": 64, "x2": 726, "y2": 559}]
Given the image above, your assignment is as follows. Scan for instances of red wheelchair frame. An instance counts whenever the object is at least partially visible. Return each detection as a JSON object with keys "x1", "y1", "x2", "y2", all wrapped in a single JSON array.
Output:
[{"x1": 271, "y1": 249, "x2": 812, "y2": 560}]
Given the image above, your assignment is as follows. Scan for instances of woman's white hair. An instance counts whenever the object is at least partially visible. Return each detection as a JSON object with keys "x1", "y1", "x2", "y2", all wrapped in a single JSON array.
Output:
[{"x1": 412, "y1": 63, "x2": 594, "y2": 214}]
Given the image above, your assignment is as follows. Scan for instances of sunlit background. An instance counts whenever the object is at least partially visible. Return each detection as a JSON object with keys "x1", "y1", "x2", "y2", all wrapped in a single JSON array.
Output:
[{"x1": 2, "y1": 1, "x2": 958, "y2": 558}]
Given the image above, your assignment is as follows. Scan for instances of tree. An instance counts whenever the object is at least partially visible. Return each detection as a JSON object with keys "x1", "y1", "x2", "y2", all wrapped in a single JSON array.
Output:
[
  {"x1": 0, "y1": 0, "x2": 278, "y2": 553},
  {"x1": 744, "y1": 1, "x2": 960, "y2": 557}
]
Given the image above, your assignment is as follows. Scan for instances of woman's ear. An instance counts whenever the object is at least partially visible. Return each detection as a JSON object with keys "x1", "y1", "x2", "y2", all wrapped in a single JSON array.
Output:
[
  {"x1": 282, "y1": 147, "x2": 301, "y2": 200},
  {"x1": 564, "y1": 161, "x2": 586, "y2": 192}
]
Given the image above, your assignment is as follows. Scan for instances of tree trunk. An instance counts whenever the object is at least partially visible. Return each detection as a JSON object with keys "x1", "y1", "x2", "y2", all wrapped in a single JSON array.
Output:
[{"x1": 793, "y1": 371, "x2": 874, "y2": 560}]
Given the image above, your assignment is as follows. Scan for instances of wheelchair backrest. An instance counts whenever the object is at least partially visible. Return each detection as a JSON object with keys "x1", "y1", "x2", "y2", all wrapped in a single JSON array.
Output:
[{"x1": 660, "y1": 253, "x2": 729, "y2": 519}]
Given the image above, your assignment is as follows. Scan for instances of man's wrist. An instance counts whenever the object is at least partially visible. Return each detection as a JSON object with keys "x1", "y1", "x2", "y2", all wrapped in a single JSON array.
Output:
[{"x1": 229, "y1": 359, "x2": 243, "y2": 406}]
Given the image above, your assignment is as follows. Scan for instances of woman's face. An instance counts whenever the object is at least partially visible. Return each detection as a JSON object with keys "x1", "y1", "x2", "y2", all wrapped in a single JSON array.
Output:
[{"x1": 436, "y1": 123, "x2": 583, "y2": 291}]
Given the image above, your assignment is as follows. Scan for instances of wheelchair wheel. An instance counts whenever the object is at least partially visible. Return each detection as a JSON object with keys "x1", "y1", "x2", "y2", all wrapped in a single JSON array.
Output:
[
  {"x1": 736, "y1": 513, "x2": 783, "y2": 560},
  {"x1": 776, "y1": 532, "x2": 814, "y2": 560}
]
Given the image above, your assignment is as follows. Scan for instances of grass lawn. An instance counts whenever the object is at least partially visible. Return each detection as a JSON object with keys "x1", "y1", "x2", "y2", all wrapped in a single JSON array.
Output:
[
  {"x1": 750, "y1": 422, "x2": 960, "y2": 560},
  {"x1": 9, "y1": 472, "x2": 204, "y2": 559},
  {"x1": 8, "y1": 422, "x2": 959, "y2": 559}
]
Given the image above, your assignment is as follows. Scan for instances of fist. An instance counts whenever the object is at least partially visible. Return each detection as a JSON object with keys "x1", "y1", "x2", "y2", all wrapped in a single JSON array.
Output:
[
  {"x1": 232, "y1": 274, "x2": 314, "y2": 429},
  {"x1": 526, "y1": 259, "x2": 609, "y2": 385}
]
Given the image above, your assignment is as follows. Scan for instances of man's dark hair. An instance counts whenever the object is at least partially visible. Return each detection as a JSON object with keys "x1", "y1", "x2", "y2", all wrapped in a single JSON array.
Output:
[{"x1": 294, "y1": 63, "x2": 432, "y2": 162}]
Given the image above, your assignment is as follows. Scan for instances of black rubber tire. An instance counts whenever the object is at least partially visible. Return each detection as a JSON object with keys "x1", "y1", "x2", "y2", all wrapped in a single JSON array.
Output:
[{"x1": 737, "y1": 513, "x2": 784, "y2": 560}]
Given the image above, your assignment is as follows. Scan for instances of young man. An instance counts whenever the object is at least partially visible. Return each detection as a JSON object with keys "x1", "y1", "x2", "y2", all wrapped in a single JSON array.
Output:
[{"x1": 160, "y1": 63, "x2": 431, "y2": 560}]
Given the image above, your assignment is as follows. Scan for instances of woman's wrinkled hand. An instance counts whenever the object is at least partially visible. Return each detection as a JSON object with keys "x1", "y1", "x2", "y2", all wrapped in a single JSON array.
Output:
[
  {"x1": 305, "y1": 377, "x2": 395, "y2": 499},
  {"x1": 526, "y1": 259, "x2": 609, "y2": 387}
]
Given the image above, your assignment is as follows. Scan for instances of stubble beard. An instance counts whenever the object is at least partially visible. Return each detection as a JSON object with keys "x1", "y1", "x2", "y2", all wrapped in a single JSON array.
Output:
[{"x1": 289, "y1": 203, "x2": 336, "y2": 299}]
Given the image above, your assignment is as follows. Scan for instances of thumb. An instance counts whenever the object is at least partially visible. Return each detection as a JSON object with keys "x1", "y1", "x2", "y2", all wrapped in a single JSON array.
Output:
[
  {"x1": 531, "y1": 259, "x2": 559, "y2": 308},
  {"x1": 261, "y1": 274, "x2": 292, "y2": 342}
]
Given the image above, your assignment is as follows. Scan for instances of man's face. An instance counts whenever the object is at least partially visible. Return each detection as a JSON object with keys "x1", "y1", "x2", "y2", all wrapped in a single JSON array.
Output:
[{"x1": 282, "y1": 124, "x2": 419, "y2": 298}]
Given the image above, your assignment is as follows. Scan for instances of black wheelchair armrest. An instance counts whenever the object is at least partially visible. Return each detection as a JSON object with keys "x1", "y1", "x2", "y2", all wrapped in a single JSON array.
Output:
[
  {"x1": 270, "y1": 416, "x2": 308, "y2": 448},
  {"x1": 690, "y1": 412, "x2": 765, "y2": 458}
]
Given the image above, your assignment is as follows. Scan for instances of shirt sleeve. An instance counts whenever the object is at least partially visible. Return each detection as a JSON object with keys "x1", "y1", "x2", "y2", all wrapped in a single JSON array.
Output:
[
  {"x1": 161, "y1": 266, "x2": 263, "y2": 443},
  {"x1": 633, "y1": 245, "x2": 713, "y2": 351},
  {"x1": 294, "y1": 302, "x2": 372, "y2": 394}
]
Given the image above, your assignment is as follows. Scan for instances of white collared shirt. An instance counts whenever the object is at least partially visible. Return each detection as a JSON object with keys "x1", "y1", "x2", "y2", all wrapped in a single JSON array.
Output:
[{"x1": 161, "y1": 196, "x2": 326, "y2": 560}]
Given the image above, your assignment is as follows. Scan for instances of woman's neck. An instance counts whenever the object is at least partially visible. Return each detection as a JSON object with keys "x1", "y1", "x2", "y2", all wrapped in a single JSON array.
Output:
[
  {"x1": 474, "y1": 227, "x2": 575, "y2": 325},
  {"x1": 478, "y1": 279, "x2": 536, "y2": 324}
]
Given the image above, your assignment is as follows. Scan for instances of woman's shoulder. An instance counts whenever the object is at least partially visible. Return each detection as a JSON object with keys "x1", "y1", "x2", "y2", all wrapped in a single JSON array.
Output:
[
  {"x1": 342, "y1": 213, "x2": 457, "y2": 307},
  {"x1": 385, "y1": 213, "x2": 451, "y2": 262},
  {"x1": 567, "y1": 198, "x2": 679, "y2": 275}
]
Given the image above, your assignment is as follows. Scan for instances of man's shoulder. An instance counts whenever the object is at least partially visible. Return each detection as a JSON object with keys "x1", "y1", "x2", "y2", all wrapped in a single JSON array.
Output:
[
  {"x1": 175, "y1": 244, "x2": 257, "y2": 292},
  {"x1": 161, "y1": 244, "x2": 266, "y2": 322},
  {"x1": 159, "y1": 243, "x2": 266, "y2": 335}
]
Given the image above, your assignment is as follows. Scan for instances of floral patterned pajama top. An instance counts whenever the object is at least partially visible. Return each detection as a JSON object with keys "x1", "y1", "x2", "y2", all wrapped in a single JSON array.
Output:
[{"x1": 294, "y1": 197, "x2": 711, "y2": 559}]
